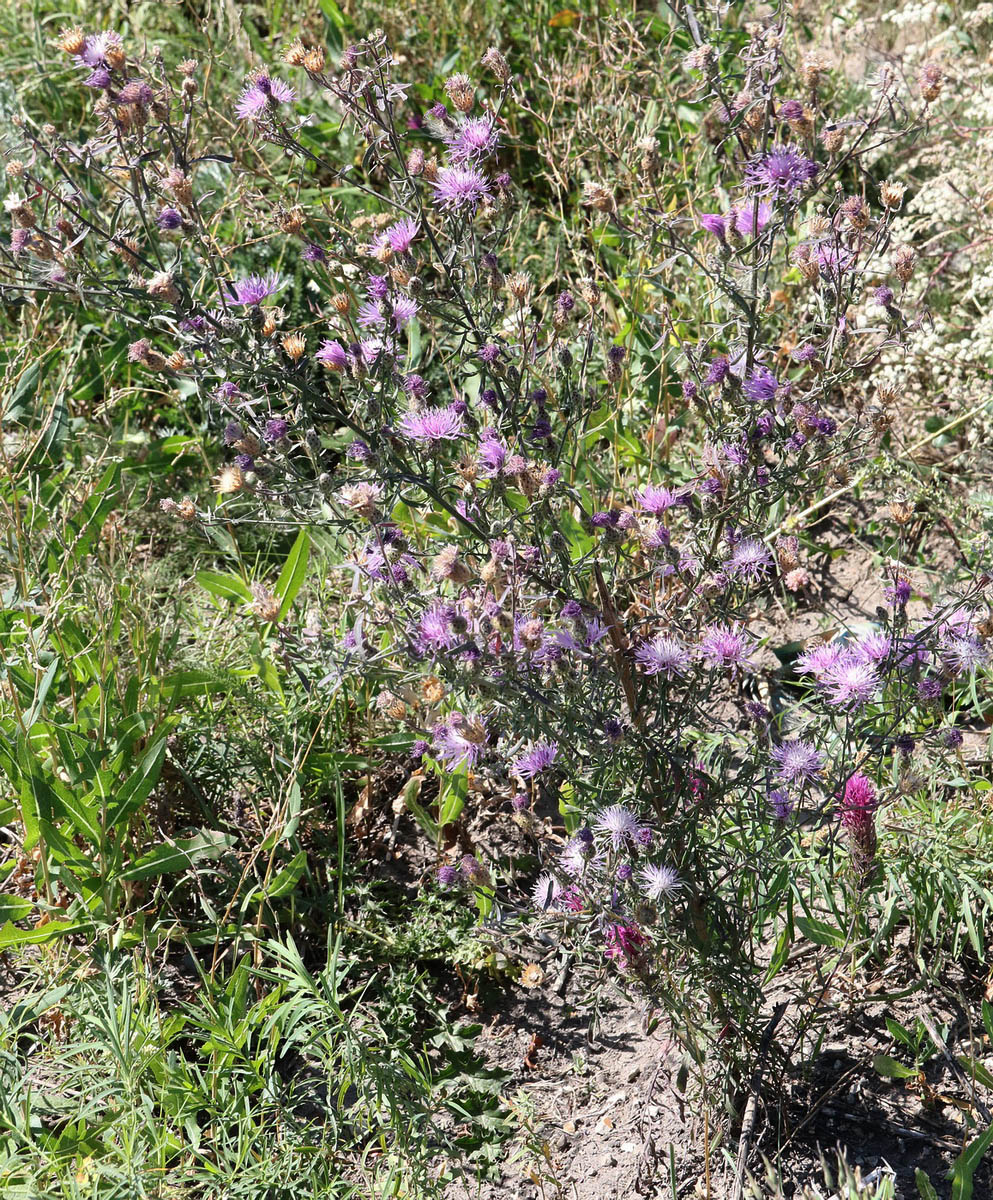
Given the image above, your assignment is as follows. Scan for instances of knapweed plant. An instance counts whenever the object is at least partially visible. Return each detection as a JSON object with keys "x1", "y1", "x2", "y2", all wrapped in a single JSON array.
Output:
[{"x1": 2, "y1": 6, "x2": 991, "y2": 1111}]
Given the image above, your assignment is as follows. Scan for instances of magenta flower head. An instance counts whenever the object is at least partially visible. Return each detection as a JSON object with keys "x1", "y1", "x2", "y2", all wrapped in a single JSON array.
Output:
[
  {"x1": 635, "y1": 485, "x2": 679, "y2": 514},
  {"x1": 386, "y1": 217, "x2": 420, "y2": 254},
  {"x1": 433, "y1": 712, "x2": 489, "y2": 770},
  {"x1": 224, "y1": 272, "x2": 283, "y2": 306},
  {"x1": 840, "y1": 773, "x2": 878, "y2": 834},
  {"x1": 236, "y1": 74, "x2": 296, "y2": 121},
  {"x1": 316, "y1": 339, "x2": 348, "y2": 369},
  {"x1": 511, "y1": 740, "x2": 559, "y2": 779},
  {"x1": 821, "y1": 654, "x2": 879, "y2": 709},
  {"x1": 398, "y1": 404, "x2": 465, "y2": 446},
  {"x1": 431, "y1": 165, "x2": 492, "y2": 211},
  {"x1": 731, "y1": 200, "x2": 774, "y2": 236},
  {"x1": 743, "y1": 366, "x2": 779, "y2": 402},
  {"x1": 634, "y1": 634, "x2": 690, "y2": 678},
  {"x1": 81, "y1": 32, "x2": 123, "y2": 67},
  {"x1": 392, "y1": 296, "x2": 419, "y2": 330},
  {"x1": 726, "y1": 537, "x2": 773, "y2": 582},
  {"x1": 698, "y1": 623, "x2": 754, "y2": 670},
  {"x1": 444, "y1": 116, "x2": 500, "y2": 163},
  {"x1": 699, "y1": 213, "x2": 727, "y2": 241},
  {"x1": 604, "y1": 922, "x2": 647, "y2": 970},
  {"x1": 746, "y1": 146, "x2": 818, "y2": 197},
  {"x1": 771, "y1": 739, "x2": 823, "y2": 784}
]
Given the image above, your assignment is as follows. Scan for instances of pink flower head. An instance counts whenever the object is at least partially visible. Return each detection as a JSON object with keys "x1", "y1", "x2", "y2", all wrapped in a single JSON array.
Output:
[
  {"x1": 444, "y1": 117, "x2": 500, "y2": 163},
  {"x1": 386, "y1": 217, "x2": 420, "y2": 254},
  {"x1": 398, "y1": 405, "x2": 465, "y2": 445},
  {"x1": 821, "y1": 653, "x2": 879, "y2": 709},
  {"x1": 431, "y1": 165, "x2": 492, "y2": 211},
  {"x1": 635, "y1": 485, "x2": 679, "y2": 514},
  {"x1": 634, "y1": 634, "x2": 690, "y2": 678},
  {"x1": 604, "y1": 922, "x2": 647, "y2": 970},
  {"x1": 236, "y1": 74, "x2": 296, "y2": 120},
  {"x1": 316, "y1": 339, "x2": 348, "y2": 369},
  {"x1": 698, "y1": 623, "x2": 754, "y2": 670},
  {"x1": 224, "y1": 272, "x2": 283, "y2": 306}
]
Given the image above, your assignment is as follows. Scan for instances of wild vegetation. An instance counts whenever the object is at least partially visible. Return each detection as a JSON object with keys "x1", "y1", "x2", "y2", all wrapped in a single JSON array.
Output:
[{"x1": 1, "y1": 1, "x2": 993, "y2": 1197}]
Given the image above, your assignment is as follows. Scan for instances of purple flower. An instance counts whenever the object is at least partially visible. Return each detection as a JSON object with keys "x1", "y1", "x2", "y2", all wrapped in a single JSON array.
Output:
[
  {"x1": 821, "y1": 655, "x2": 879, "y2": 708},
  {"x1": 743, "y1": 366, "x2": 779, "y2": 402},
  {"x1": 445, "y1": 117, "x2": 500, "y2": 163},
  {"x1": 432, "y1": 165, "x2": 492, "y2": 211},
  {"x1": 746, "y1": 146, "x2": 818, "y2": 197},
  {"x1": 404, "y1": 373, "x2": 429, "y2": 399},
  {"x1": 224, "y1": 272, "x2": 283, "y2": 306},
  {"x1": 264, "y1": 418, "x2": 289, "y2": 442},
  {"x1": 156, "y1": 207, "x2": 182, "y2": 231},
  {"x1": 399, "y1": 404, "x2": 465, "y2": 445},
  {"x1": 705, "y1": 356, "x2": 730, "y2": 387},
  {"x1": 768, "y1": 789, "x2": 794, "y2": 820},
  {"x1": 731, "y1": 200, "x2": 774, "y2": 236},
  {"x1": 433, "y1": 712, "x2": 489, "y2": 769},
  {"x1": 477, "y1": 436, "x2": 508, "y2": 476},
  {"x1": 699, "y1": 213, "x2": 727, "y2": 241},
  {"x1": 533, "y1": 872, "x2": 562, "y2": 910},
  {"x1": 634, "y1": 634, "x2": 690, "y2": 678},
  {"x1": 698, "y1": 623, "x2": 753, "y2": 670},
  {"x1": 635, "y1": 485, "x2": 679, "y2": 514},
  {"x1": 511, "y1": 740, "x2": 559, "y2": 779},
  {"x1": 357, "y1": 299, "x2": 385, "y2": 329},
  {"x1": 727, "y1": 537, "x2": 773, "y2": 582},
  {"x1": 417, "y1": 603, "x2": 456, "y2": 652},
  {"x1": 302, "y1": 242, "x2": 326, "y2": 262},
  {"x1": 386, "y1": 217, "x2": 420, "y2": 254},
  {"x1": 316, "y1": 339, "x2": 348, "y2": 369},
  {"x1": 84, "y1": 67, "x2": 112, "y2": 89},
  {"x1": 437, "y1": 864, "x2": 459, "y2": 888},
  {"x1": 81, "y1": 32, "x2": 122, "y2": 67},
  {"x1": 594, "y1": 804, "x2": 640, "y2": 849},
  {"x1": 874, "y1": 285, "x2": 895, "y2": 307},
  {"x1": 478, "y1": 343, "x2": 502, "y2": 364},
  {"x1": 392, "y1": 296, "x2": 419, "y2": 330},
  {"x1": 638, "y1": 864, "x2": 683, "y2": 901},
  {"x1": 941, "y1": 636, "x2": 987, "y2": 676},
  {"x1": 885, "y1": 578, "x2": 912, "y2": 607},
  {"x1": 778, "y1": 99, "x2": 805, "y2": 121},
  {"x1": 236, "y1": 74, "x2": 296, "y2": 121},
  {"x1": 771, "y1": 740, "x2": 823, "y2": 784}
]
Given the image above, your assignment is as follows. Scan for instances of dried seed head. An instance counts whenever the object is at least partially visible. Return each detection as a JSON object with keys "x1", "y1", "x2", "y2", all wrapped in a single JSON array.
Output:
[
  {"x1": 889, "y1": 499, "x2": 915, "y2": 525},
  {"x1": 5, "y1": 160, "x2": 25, "y2": 179},
  {"x1": 166, "y1": 351, "x2": 188, "y2": 371},
  {"x1": 3, "y1": 193, "x2": 35, "y2": 228},
  {"x1": 578, "y1": 277, "x2": 601, "y2": 306},
  {"x1": 57, "y1": 26, "x2": 86, "y2": 56},
  {"x1": 214, "y1": 465, "x2": 245, "y2": 494},
  {"x1": 282, "y1": 333, "x2": 306, "y2": 361},
  {"x1": 893, "y1": 244, "x2": 916, "y2": 284},
  {"x1": 421, "y1": 675, "x2": 446, "y2": 704},
  {"x1": 304, "y1": 46, "x2": 326, "y2": 73},
  {"x1": 338, "y1": 481, "x2": 382, "y2": 519},
  {"x1": 841, "y1": 195, "x2": 870, "y2": 230},
  {"x1": 330, "y1": 292, "x2": 350, "y2": 314},
  {"x1": 683, "y1": 43, "x2": 715, "y2": 74},
  {"x1": 800, "y1": 52, "x2": 829, "y2": 90},
  {"x1": 444, "y1": 72, "x2": 475, "y2": 112},
  {"x1": 261, "y1": 308, "x2": 281, "y2": 337},
  {"x1": 277, "y1": 206, "x2": 304, "y2": 235},
  {"x1": 178, "y1": 58, "x2": 197, "y2": 76},
  {"x1": 147, "y1": 271, "x2": 179, "y2": 303},
  {"x1": 519, "y1": 963, "x2": 544, "y2": 988},
  {"x1": 820, "y1": 124, "x2": 844, "y2": 153},
  {"x1": 251, "y1": 583, "x2": 281, "y2": 623},
  {"x1": 879, "y1": 180, "x2": 906, "y2": 209},
  {"x1": 164, "y1": 168, "x2": 192, "y2": 206},
  {"x1": 506, "y1": 271, "x2": 532, "y2": 304},
  {"x1": 407, "y1": 147, "x2": 425, "y2": 176},
  {"x1": 918, "y1": 61, "x2": 943, "y2": 102},
  {"x1": 284, "y1": 40, "x2": 308, "y2": 66},
  {"x1": 776, "y1": 535, "x2": 800, "y2": 570},
  {"x1": 481, "y1": 47, "x2": 510, "y2": 83},
  {"x1": 581, "y1": 181, "x2": 614, "y2": 212},
  {"x1": 104, "y1": 41, "x2": 125, "y2": 71}
]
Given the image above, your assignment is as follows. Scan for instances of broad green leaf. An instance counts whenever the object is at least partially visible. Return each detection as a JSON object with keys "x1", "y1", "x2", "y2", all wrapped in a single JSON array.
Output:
[
  {"x1": 275, "y1": 529, "x2": 311, "y2": 621},
  {"x1": 120, "y1": 831, "x2": 233, "y2": 881},
  {"x1": 0, "y1": 896, "x2": 33, "y2": 923},
  {"x1": 872, "y1": 1054, "x2": 917, "y2": 1080},
  {"x1": 0, "y1": 919, "x2": 84, "y2": 948},
  {"x1": 107, "y1": 738, "x2": 168, "y2": 827},
  {"x1": 260, "y1": 851, "x2": 308, "y2": 901},
  {"x1": 795, "y1": 916, "x2": 848, "y2": 949},
  {"x1": 950, "y1": 1124, "x2": 993, "y2": 1200},
  {"x1": 916, "y1": 1169, "x2": 939, "y2": 1200},
  {"x1": 197, "y1": 570, "x2": 253, "y2": 604}
]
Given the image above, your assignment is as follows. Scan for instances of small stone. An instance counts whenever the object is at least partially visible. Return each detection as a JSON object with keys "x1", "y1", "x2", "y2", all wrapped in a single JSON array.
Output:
[
  {"x1": 626, "y1": 1066, "x2": 642, "y2": 1083},
  {"x1": 563, "y1": 1120, "x2": 577, "y2": 1134}
]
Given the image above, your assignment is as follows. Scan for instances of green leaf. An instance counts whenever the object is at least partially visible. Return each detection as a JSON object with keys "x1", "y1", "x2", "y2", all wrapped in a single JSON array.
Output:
[
  {"x1": 197, "y1": 570, "x2": 252, "y2": 604},
  {"x1": 950, "y1": 1124, "x2": 993, "y2": 1200},
  {"x1": 872, "y1": 1054, "x2": 917, "y2": 1080},
  {"x1": 120, "y1": 831, "x2": 233, "y2": 881},
  {"x1": 916, "y1": 1168, "x2": 939, "y2": 1200},
  {"x1": 795, "y1": 916, "x2": 848, "y2": 949},
  {"x1": 275, "y1": 529, "x2": 311, "y2": 621},
  {"x1": 260, "y1": 851, "x2": 308, "y2": 901},
  {"x1": 438, "y1": 770, "x2": 468, "y2": 830},
  {"x1": 0, "y1": 895, "x2": 33, "y2": 923},
  {"x1": 3, "y1": 358, "x2": 44, "y2": 421},
  {"x1": 0, "y1": 919, "x2": 84, "y2": 948},
  {"x1": 107, "y1": 738, "x2": 167, "y2": 827},
  {"x1": 161, "y1": 669, "x2": 238, "y2": 699},
  {"x1": 764, "y1": 925, "x2": 792, "y2": 983}
]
